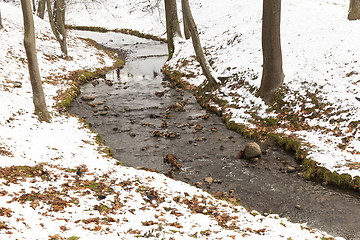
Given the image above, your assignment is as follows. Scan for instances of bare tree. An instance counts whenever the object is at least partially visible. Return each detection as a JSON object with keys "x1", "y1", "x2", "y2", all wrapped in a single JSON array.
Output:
[
  {"x1": 32, "y1": 0, "x2": 36, "y2": 12},
  {"x1": 181, "y1": 0, "x2": 190, "y2": 40},
  {"x1": 348, "y1": 0, "x2": 360, "y2": 20},
  {"x1": 259, "y1": 0, "x2": 284, "y2": 104},
  {"x1": 181, "y1": 0, "x2": 218, "y2": 88},
  {"x1": 37, "y1": 0, "x2": 46, "y2": 19},
  {"x1": 164, "y1": 0, "x2": 181, "y2": 59},
  {"x1": 20, "y1": 0, "x2": 52, "y2": 122},
  {"x1": 46, "y1": 0, "x2": 68, "y2": 56},
  {"x1": 0, "y1": 9, "x2": 3, "y2": 29}
]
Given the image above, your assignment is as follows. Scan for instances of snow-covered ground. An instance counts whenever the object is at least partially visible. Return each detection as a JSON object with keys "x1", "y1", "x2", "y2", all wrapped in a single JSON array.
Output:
[
  {"x1": 0, "y1": 1, "x2": 353, "y2": 239},
  {"x1": 68, "y1": 0, "x2": 360, "y2": 178}
]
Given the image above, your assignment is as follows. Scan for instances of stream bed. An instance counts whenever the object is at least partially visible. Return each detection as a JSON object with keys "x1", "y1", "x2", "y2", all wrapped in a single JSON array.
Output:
[{"x1": 70, "y1": 31, "x2": 360, "y2": 240}]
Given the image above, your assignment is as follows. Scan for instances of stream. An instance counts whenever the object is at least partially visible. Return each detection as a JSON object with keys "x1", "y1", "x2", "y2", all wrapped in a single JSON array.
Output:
[{"x1": 70, "y1": 30, "x2": 360, "y2": 240}]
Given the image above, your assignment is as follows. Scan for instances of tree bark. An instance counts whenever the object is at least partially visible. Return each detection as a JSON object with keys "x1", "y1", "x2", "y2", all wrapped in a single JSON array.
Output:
[
  {"x1": 182, "y1": 0, "x2": 218, "y2": 88},
  {"x1": 259, "y1": 0, "x2": 284, "y2": 104},
  {"x1": 32, "y1": 0, "x2": 36, "y2": 12},
  {"x1": 20, "y1": 0, "x2": 51, "y2": 122},
  {"x1": 46, "y1": 0, "x2": 68, "y2": 56},
  {"x1": 164, "y1": 0, "x2": 181, "y2": 60},
  {"x1": 181, "y1": 0, "x2": 190, "y2": 39},
  {"x1": 348, "y1": 0, "x2": 360, "y2": 20},
  {"x1": 37, "y1": 0, "x2": 46, "y2": 19},
  {"x1": 0, "y1": 9, "x2": 3, "y2": 29}
]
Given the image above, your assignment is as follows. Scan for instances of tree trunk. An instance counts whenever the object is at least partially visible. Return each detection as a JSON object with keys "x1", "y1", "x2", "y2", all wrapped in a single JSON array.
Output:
[
  {"x1": 348, "y1": 0, "x2": 360, "y2": 20},
  {"x1": 20, "y1": 0, "x2": 51, "y2": 122},
  {"x1": 181, "y1": 0, "x2": 190, "y2": 40},
  {"x1": 32, "y1": 0, "x2": 36, "y2": 12},
  {"x1": 164, "y1": 0, "x2": 181, "y2": 60},
  {"x1": 46, "y1": 0, "x2": 68, "y2": 56},
  {"x1": 37, "y1": 0, "x2": 46, "y2": 19},
  {"x1": 0, "y1": 10, "x2": 3, "y2": 29},
  {"x1": 259, "y1": 0, "x2": 284, "y2": 104},
  {"x1": 182, "y1": 0, "x2": 218, "y2": 88}
]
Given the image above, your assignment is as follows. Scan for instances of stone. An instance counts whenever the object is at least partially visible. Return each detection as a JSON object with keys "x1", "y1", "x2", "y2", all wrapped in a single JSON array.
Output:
[
  {"x1": 213, "y1": 179, "x2": 223, "y2": 184},
  {"x1": 204, "y1": 176, "x2": 213, "y2": 184},
  {"x1": 105, "y1": 79, "x2": 113, "y2": 86},
  {"x1": 81, "y1": 95, "x2": 95, "y2": 101},
  {"x1": 287, "y1": 166, "x2": 296, "y2": 173},
  {"x1": 91, "y1": 79, "x2": 99, "y2": 86},
  {"x1": 243, "y1": 142, "x2": 262, "y2": 159},
  {"x1": 194, "y1": 124, "x2": 203, "y2": 130}
]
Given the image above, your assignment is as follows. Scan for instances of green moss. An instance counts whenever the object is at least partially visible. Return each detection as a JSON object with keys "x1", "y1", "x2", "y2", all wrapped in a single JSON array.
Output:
[
  {"x1": 67, "y1": 237, "x2": 80, "y2": 240},
  {"x1": 162, "y1": 64, "x2": 360, "y2": 193},
  {"x1": 339, "y1": 173, "x2": 353, "y2": 187},
  {"x1": 66, "y1": 25, "x2": 167, "y2": 42},
  {"x1": 55, "y1": 58, "x2": 124, "y2": 110},
  {"x1": 262, "y1": 117, "x2": 279, "y2": 126},
  {"x1": 66, "y1": 25, "x2": 109, "y2": 32},
  {"x1": 102, "y1": 146, "x2": 113, "y2": 157},
  {"x1": 85, "y1": 182, "x2": 101, "y2": 189},
  {"x1": 352, "y1": 176, "x2": 360, "y2": 191},
  {"x1": 115, "y1": 160, "x2": 124, "y2": 166},
  {"x1": 95, "y1": 134, "x2": 103, "y2": 144}
]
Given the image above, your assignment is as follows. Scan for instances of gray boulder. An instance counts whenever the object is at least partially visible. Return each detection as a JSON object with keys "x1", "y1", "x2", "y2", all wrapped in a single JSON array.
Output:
[
  {"x1": 81, "y1": 95, "x2": 95, "y2": 101},
  {"x1": 243, "y1": 142, "x2": 262, "y2": 159}
]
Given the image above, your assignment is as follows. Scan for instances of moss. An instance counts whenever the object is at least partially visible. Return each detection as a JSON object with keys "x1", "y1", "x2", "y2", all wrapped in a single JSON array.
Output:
[
  {"x1": 114, "y1": 28, "x2": 167, "y2": 42},
  {"x1": 85, "y1": 182, "x2": 101, "y2": 189},
  {"x1": 162, "y1": 64, "x2": 360, "y2": 193},
  {"x1": 167, "y1": 41, "x2": 174, "y2": 60},
  {"x1": 66, "y1": 25, "x2": 109, "y2": 32},
  {"x1": 66, "y1": 25, "x2": 167, "y2": 43},
  {"x1": 115, "y1": 161, "x2": 124, "y2": 166},
  {"x1": 339, "y1": 173, "x2": 353, "y2": 187},
  {"x1": 352, "y1": 176, "x2": 360, "y2": 191},
  {"x1": 102, "y1": 146, "x2": 113, "y2": 157},
  {"x1": 95, "y1": 134, "x2": 103, "y2": 144},
  {"x1": 262, "y1": 117, "x2": 279, "y2": 126},
  {"x1": 66, "y1": 237, "x2": 80, "y2": 240},
  {"x1": 55, "y1": 57, "x2": 124, "y2": 110}
]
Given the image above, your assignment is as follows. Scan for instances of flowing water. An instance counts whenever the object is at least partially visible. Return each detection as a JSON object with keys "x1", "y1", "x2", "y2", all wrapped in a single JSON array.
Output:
[{"x1": 70, "y1": 31, "x2": 360, "y2": 240}]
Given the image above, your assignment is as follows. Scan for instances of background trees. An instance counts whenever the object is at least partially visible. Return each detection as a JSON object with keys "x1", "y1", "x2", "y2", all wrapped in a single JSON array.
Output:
[
  {"x1": 46, "y1": 0, "x2": 68, "y2": 56},
  {"x1": 20, "y1": 0, "x2": 51, "y2": 122},
  {"x1": 37, "y1": 0, "x2": 46, "y2": 19},
  {"x1": 259, "y1": 0, "x2": 284, "y2": 104},
  {"x1": 181, "y1": 0, "x2": 218, "y2": 88},
  {"x1": 164, "y1": 0, "x2": 181, "y2": 60},
  {"x1": 0, "y1": 9, "x2": 3, "y2": 29}
]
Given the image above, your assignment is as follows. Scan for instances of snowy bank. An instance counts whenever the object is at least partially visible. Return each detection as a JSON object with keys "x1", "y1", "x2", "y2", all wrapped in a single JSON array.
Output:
[
  {"x1": 68, "y1": 0, "x2": 360, "y2": 181},
  {"x1": 0, "y1": 2, "x2": 345, "y2": 240}
]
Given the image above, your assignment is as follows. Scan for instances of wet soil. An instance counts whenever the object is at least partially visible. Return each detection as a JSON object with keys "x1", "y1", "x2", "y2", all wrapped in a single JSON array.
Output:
[{"x1": 70, "y1": 31, "x2": 360, "y2": 240}]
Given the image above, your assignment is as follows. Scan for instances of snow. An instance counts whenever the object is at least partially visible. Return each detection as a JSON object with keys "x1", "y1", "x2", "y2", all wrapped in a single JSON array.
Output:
[
  {"x1": 68, "y1": 0, "x2": 360, "y2": 177},
  {"x1": 0, "y1": 0, "x2": 354, "y2": 239}
]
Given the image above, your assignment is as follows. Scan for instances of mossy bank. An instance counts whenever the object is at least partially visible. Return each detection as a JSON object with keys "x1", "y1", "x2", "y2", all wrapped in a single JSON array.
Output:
[{"x1": 161, "y1": 64, "x2": 360, "y2": 193}]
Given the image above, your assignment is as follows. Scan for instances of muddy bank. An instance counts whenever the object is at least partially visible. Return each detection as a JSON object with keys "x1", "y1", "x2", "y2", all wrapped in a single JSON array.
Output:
[{"x1": 70, "y1": 31, "x2": 360, "y2": 240}]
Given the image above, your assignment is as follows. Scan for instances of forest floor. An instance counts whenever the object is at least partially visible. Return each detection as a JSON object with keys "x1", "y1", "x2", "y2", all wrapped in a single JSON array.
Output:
[
  {"x1": 0, "y1": 1, "x2": 357, "y2": 239},
  {"x1": 66, "y1": 0, "x2": 360, "y2": 181}
]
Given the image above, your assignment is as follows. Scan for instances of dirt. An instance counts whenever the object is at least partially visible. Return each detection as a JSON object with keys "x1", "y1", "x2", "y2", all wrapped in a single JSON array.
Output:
[{"x1": 70, "y1": 31, "x2": 360, "y2": 240}]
